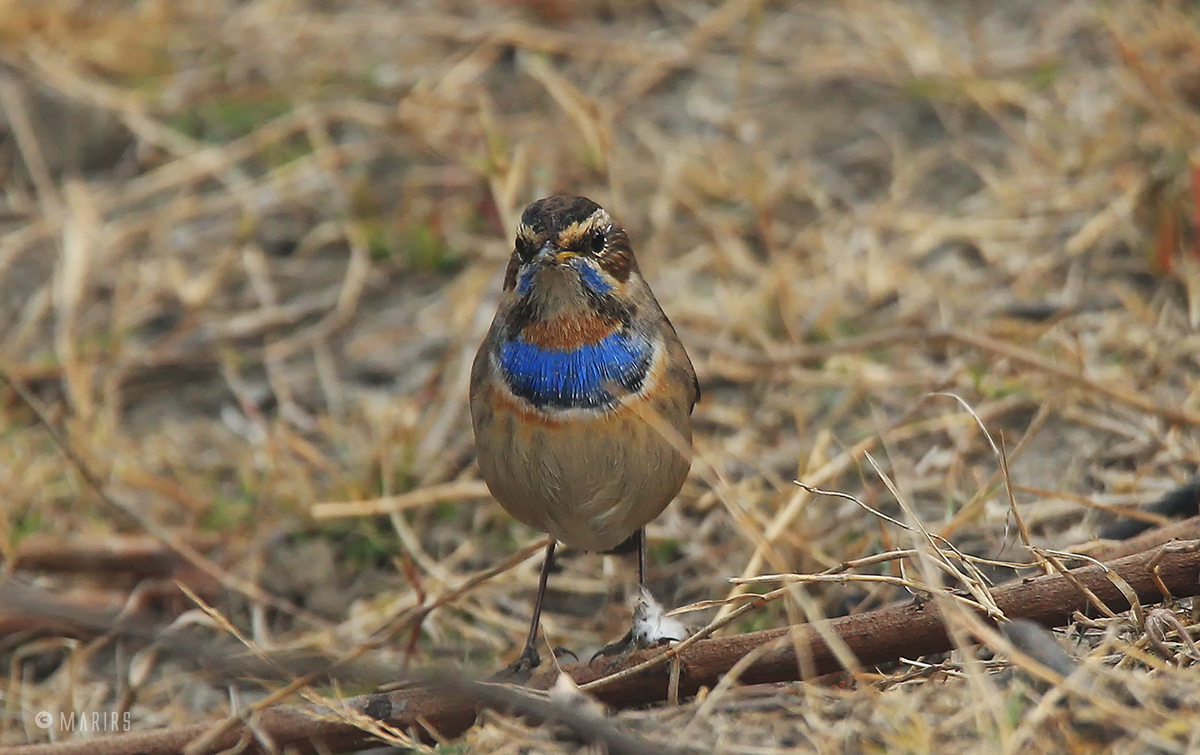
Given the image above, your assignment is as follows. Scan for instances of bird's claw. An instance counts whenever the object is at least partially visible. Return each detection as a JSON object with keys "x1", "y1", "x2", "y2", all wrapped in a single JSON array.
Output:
[
  {"x1": 492, "y1": 644, "x2": 583, "y2": 682},
  {"x1": 590, "y1": 629, "x2": 637, "y2": 664},
  {"x1": 491, "y1": 645, "x2": 541, "y2": 682},
  {"x1": 590, "y1": 589, "x2": 689, "y2": 664}
]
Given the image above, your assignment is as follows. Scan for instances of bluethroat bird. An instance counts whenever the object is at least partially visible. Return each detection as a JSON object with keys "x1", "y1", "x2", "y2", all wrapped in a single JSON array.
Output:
[{"x1": 470, "y1": 196, "x2": 699, "y2": 672}]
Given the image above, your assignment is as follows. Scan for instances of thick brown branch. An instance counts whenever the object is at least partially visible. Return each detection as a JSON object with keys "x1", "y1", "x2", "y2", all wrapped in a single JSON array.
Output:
[
  {"x1": 538, "y1": 536, "x2": 1200, "y2": 701},
  {"x1": 1078, "y1": 515, "x2": 1200, "y2": 562},
  {"x1": 8, "y1": 538, "x2": 1199, "y2": 755}
]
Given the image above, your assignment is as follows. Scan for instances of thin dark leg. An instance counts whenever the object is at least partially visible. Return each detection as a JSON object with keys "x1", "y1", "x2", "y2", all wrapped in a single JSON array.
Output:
[
  {"x1": 516, "y1": 540, "x2": 556, "y2": 670},
  {"x1": 636, "y1": 527, "x2": 647, "y2": 588},
  {"x1": 591, "y1": 528, "x2": 646, "y2": 663}
]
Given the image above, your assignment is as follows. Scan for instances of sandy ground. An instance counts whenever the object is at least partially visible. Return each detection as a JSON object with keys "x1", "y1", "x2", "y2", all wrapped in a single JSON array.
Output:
[{"x1": 3, "y1": 1, "x2": 1200, "y2": 752}]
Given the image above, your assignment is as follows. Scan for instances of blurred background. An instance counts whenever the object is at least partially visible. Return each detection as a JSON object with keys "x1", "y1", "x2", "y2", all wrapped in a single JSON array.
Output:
[{"x1": 3, "y1": 0, "x2": 1200, "y2": 750}]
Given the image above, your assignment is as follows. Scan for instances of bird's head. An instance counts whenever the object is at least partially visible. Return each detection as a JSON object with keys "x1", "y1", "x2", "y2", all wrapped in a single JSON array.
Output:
[{"x1": 503, "y1": 196, "x2": 637, "y2": 316}]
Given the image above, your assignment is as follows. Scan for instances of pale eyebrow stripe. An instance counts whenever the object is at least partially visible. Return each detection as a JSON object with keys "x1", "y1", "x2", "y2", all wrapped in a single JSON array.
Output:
[
  {"x1": 558, "y1": 220, "x2": 588, "y2": 241},
  {"x1": 558, "y1": 210, "x2": 611, "y2": 244}
]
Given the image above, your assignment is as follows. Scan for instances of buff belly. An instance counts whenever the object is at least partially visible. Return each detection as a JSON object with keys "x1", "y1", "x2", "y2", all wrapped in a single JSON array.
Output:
[{"x1": 473, "y1": 395, "x2": 691, "y2": 552}]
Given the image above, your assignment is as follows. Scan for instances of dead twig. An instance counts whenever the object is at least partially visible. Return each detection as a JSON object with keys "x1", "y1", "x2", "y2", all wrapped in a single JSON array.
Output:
[{"x1": 11, "y1": 533, "x2": 220, "y2": 578}]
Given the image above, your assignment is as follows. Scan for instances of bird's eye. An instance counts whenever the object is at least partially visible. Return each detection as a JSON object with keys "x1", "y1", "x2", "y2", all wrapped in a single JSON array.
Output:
[
  {"x1": 515, "y1": 236, "x2": 536, "y2": 260},
  {"x1": 590, "y1": 229, "x2": 606, "y2": 255}
]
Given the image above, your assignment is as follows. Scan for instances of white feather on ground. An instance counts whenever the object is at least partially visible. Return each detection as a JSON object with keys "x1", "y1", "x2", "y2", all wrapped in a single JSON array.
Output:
[{"x1": 630, "y1": 587, "x2": 689, "y2": 647}]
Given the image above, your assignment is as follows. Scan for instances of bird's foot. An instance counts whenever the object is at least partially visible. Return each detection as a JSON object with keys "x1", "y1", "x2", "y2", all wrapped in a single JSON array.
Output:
[
  {"x1": 491, "y1": 644, "x2": 541, "y2": 683},
  {"x1": 492, "y1": 645, "x2": 580, "y2": 682},
  {"x1": 591, "y1": 588, "x2": 689, "y2": 664},
  {"x1": 590, "y1": 629, "x2": 637, "y2": 664}
]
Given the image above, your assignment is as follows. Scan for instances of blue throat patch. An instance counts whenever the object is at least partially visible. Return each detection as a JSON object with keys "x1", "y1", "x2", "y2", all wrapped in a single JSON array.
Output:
[
  {"x1": 497, "y1": 329, "x2": 653, "y2": 410},
  {"x1": 569, "y1": 258, "x2": 614, "y2": 294},
  {"x1": 516, "y1": 258, "x2": 613, "y2": 297},
  {"x1": 516, "y1": 267, "x2": 536, "y2": 296}
]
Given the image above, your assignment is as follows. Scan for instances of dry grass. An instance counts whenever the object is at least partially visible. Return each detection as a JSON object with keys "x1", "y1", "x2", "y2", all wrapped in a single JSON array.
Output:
[{"x1": 3, "y1": 0, "x2": 1200, "y2": 752}]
